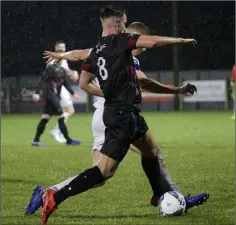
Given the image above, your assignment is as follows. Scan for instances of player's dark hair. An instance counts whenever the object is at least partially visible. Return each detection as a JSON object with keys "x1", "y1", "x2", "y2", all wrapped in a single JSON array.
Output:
[
  {"x1": 55, "y1": 40, "x2": 65, "y2": 46},
  {"x1": 100, "y1": 5, "x2": 124, "y2": 19},
  {"x1": 127, "y1": 22, "x2": 151, "y2": 35}
]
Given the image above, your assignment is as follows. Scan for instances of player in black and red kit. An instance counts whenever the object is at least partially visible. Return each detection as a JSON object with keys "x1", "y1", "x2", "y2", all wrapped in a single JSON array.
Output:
[
  {"x1": 31, "y1": 64, "x2": 80, "y2": 146},
  {"x1": 41, "y1": 6, "x2": 209, "y2": 224}
]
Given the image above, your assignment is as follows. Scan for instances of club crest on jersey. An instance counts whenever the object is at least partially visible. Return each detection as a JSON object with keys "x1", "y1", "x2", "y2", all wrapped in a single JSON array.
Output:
[{"x1": 96, "y1": 44, "x2": 106, "y2": 54}]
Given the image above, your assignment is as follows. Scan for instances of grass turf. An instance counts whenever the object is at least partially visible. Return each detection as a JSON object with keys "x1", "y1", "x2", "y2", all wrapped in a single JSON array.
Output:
[{"x1": 1, "y1": 112, "x2": 235, "y2": 225}]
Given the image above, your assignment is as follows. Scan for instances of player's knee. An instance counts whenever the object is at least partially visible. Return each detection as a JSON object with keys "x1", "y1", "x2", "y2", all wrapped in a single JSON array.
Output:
[
  {"x1": 97, "y1": 163, "x2": 117, "y2": 180},
  {"x1": 41, "y1": 114, "x2": 50, "y2": 119},
  {"x1": 98, "y1": 166, "x2": 116, "y2": 180},
  {"x1": 68, "y1": 106, "x2": 75, "y2": 116},
  {"x1": 59, "y1": 112, "x2": 69, "y2": 119}
]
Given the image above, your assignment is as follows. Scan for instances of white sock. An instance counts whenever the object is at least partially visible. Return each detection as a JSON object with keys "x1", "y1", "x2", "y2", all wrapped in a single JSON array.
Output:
[
  {"x1": 49, "y1": 175, "x2": 77, "y2": 191},
  {"x1": 51, "y1": 123, "x2": 60, "y2": 135}
]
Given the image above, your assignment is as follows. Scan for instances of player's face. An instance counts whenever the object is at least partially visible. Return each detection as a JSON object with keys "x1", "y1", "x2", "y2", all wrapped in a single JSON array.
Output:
[
  {"x1": 116, "y1": 14, "x2": 127, "y2": 34},
  {"x1": 55, "y1": 43, "x2": 66, "y2": 53},
  {"x1": 126, "y1": 28, "x2": 146, "y2": 57}
]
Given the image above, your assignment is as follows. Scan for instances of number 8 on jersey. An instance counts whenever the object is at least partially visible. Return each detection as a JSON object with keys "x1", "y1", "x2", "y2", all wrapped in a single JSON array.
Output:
[{"x1": 97, "y1": 57, "x2": 108, "y2": 80}]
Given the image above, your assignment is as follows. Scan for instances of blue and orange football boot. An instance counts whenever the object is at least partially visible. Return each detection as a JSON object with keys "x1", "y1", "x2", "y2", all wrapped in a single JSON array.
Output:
[
  {"x1": 184, "y1": 192, "x2": 210, "y2": 212},
  {"x1": 25, "y1": 186, "x2": 45, "y2": 215},
  {"x1": 42, "y1": 189, "x2": 57, "y2": 224},
  {"x1": 150, "y1": 192, "x2": 210, "y2": 212}
]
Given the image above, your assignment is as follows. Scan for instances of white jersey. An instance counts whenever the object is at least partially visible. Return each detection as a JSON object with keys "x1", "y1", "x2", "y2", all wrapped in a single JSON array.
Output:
[
  {"x1": 93, "y1": 56, "x2": 140, "y2": 110},
  {"x1": 93, "y1": 78, "x2": 105, "y2": 109}
]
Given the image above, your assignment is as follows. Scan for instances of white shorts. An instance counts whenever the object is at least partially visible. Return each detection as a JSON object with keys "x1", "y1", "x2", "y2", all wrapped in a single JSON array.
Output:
[
  {"x1": 60, "y1": 86, "x2": 73, "y2": 107},
  {"x1": 92, "y1": 108, "x2": 105, "y2": 151}
]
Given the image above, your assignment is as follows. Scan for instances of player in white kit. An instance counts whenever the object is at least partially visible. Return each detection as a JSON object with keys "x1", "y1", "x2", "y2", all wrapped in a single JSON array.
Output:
[{"x1": 49, "y1": 41, "x2": 80, "y2": 143}]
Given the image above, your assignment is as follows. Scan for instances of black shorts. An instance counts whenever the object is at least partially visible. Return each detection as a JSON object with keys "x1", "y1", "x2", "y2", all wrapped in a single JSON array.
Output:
[
  {"x1": 101, "y1": 107, "x2": 148, "y2": 162},
  {"x1": 43, "y1": 95, "x2": 62, "y2": 116}
]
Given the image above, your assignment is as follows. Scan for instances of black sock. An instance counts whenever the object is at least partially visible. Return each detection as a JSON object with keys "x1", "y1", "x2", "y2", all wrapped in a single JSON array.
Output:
[
  {"x1": 141, "y1": 156, "x2": 171, "y2": 197},
  {"x1": 58, "y1": 117, "x2": 72, "y2": 143},
  {"x1": 54, "y1": 166, "x2": 104, "y2": 205},
  {"x1": 33, "y1": 118, "x2": 49, "y2": 142}
]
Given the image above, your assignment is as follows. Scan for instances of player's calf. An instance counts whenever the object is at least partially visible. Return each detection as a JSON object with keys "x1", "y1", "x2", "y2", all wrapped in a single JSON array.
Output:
[
  {"x1": 134, "y1": 130, "x2": 172, "y2": 199},
  {"x1": 57, "y1": 116, "x2": 80, "y2": 145},
  {"x1": 48, "y1": 154, "x2": 118, "y2": 205},
  {"x1": 32, "y1": 116, "x2": 50, "y2": 145}
]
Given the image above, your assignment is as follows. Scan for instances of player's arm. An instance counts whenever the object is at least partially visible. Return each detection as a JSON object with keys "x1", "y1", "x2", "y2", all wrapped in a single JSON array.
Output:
[
  {"x1": 80, "y1": 54, "x2": 104, "y2": 97},
  {"x1": 79, "y1": 70, "x2": 104, "y2": 97},
  {"x1": 135, "y1": 35, "x2": 196, "y2": 49},
  {"x1": 43, "y1": 49, "x2": 91, "y2": 63},
  {"x1": 136, "y1": 69, "x2": 196, "y2": 95},
  {"x1": 63, "y1": 77, "x2": 80, "y2": 100},
  {"x1": 137, "y1": 70, "x2": 178, "y2": 93},
  {"x1": 35, "y1": 78, "x2": 42, "y2": 95},
  {"x1": 139, "y1": 76, "x2": 197, "y2": 95},
  {"x1": 63, "y1": 77, "x2": 75, "y2": 95},
  {"x1": 33, "y1": 72, "x2": 45, "y2": 101}
]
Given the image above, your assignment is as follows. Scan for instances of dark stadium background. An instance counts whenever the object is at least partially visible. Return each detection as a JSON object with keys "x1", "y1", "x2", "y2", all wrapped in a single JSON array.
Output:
[{"x1": 2, "y1": 1, "x2": 235, "y2": 77}]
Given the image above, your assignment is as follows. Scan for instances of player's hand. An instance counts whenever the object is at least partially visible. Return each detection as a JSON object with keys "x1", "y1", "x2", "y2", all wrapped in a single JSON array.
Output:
[
  {"x1": 43, "y1": 51, "x2": 61, "y2": 63},
  {"x1": 73, "y1": 93, "x2": 80, "y2": 100},
  {"x1": 178, "y1": 83, "x2": 197, "y2": 95},
  {"x1": 181, "y1": 38, "x2": 197, "y2": 47},
  {"x1": 32, "y1": 93, "x2": 40, "y2": 102}
]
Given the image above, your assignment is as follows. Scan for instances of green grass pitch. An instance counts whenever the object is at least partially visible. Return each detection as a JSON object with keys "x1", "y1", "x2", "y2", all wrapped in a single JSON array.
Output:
[{"x1": 2, "y1": 112, "x2": 235, "y2": 225}]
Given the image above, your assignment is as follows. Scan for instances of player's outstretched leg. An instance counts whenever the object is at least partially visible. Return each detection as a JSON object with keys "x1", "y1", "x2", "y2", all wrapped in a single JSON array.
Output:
[
  {"x1": 130, "y1": 144, "x2": 180, "y2": 193},
  {"x1": 25, "y1": 149, "x2": 104, "y2": 215},
  {"x1": 134, "y1": 128, "x2": 210, "y2": 211},
  {"x1": 41, "y1": 154, "x2": 119, "y2": 224},
  {"x1": 57, "y1": 115, "x2": 80, "y2": 146},
  {"x1": 24, "y1": 175, "x2": 79, "y2": 215},
  {"x1": 32, "y1": 115, "x2": 50, "y2": 146}
]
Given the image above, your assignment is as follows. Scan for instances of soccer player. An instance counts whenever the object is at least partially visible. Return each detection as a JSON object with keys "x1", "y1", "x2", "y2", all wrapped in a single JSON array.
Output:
[
  {"x1": 49, "y1": 41, "x2": 79, "y2": 143},
  {"x1": 230, "y1": 65, "x2": 235, "y2": 120},
  {"x1": 37, "y1": 7, "x2": 210, "y2": 223},
  {"x1": 24, "y1": 22, "x2": 180, "y2": 216},
  {"x1": 31, "y1": 63, "x2": 81, "y2": 146}
]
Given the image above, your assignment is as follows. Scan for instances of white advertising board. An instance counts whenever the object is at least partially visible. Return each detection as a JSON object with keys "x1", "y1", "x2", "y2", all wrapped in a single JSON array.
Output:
[{"x1": 183, "y1": 80, "x2": 226, "y2": 102}]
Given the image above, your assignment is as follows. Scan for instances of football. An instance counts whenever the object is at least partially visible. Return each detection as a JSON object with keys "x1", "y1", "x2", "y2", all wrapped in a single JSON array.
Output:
[{"x1": 158, "y1": 191, "x2": 186, "y2": 216}]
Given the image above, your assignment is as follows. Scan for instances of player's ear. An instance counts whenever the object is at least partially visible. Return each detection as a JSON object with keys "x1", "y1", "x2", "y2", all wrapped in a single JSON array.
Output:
[{"x1": 115, "y1": 18, "x2": 121, "y2": 30}]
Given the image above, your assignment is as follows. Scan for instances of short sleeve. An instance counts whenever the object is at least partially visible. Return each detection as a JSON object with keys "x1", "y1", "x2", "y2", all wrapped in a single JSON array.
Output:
[
  {"x1": 82, "y1": 55, "x2": 94, "y2": 74},
  {"x1": 117, "y1": 33, "x2": 140, "y2": 51}
]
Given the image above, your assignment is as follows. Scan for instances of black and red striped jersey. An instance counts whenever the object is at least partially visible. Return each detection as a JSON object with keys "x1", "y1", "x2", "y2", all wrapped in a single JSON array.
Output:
[
  {"x1": 82, "y1": 33, "x2": 142, "y2": 110},
  {"x1": 35, "y1": 64, "x2": 74, "y2": 99}
]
